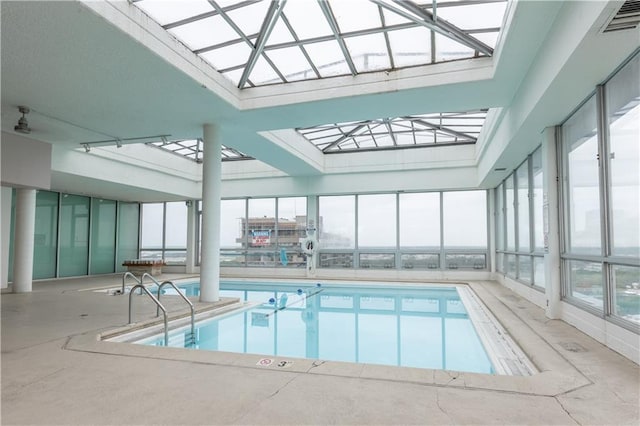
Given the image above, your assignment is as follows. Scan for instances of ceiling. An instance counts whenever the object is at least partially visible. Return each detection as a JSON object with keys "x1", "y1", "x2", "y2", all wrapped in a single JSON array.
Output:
[{"x1": 1, "y1": 0, "x2": 637, "y2": 202}]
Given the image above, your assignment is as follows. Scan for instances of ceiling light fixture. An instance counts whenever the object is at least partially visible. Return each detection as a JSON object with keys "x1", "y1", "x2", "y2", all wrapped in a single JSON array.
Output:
[{"x1": 14, "y1": 106, "x2": 31, "y2": 134}]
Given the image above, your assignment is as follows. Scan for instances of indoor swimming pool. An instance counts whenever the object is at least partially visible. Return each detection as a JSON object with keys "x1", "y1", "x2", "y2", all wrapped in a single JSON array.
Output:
[{"x1": 130, "y1": 281, "x2": 505, "y2": 374}]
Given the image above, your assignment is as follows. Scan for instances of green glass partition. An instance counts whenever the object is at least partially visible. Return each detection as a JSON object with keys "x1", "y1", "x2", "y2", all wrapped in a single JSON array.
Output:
[
  {"x1": 90, "y1": 198, "x2": 116, "y2": 274},
  {"x1": 116, "y1": 202, "x2": 140, "y2": 272},
  {"x1": 59, "y1": 194, "x2": 90, "y2": 277},
  {"x1": 33, "y1": 190, "x2": 59, "y2": 279}
]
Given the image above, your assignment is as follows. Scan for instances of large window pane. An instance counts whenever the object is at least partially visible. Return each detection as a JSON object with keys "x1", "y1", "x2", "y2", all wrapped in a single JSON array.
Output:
[
  {"x1": 563, "y1": 96, "x2": 601, "y2": 255},
  {"x1": 319, "y1": 196, "x2": 355, "y2": 249},
  {"x1": 612, "y1": 265, "x2": 640, "y2": 324},
  {"x1": 248, "y1": 198, "x2": 276, "y2": 249},
  {"x1": 443, "y1": 191, "x2": 487, "y2": 249},
  {"x1": 165, "y1": 202, "x2": 187, "y2": 264},
  {"x1": 277, "y1": 197, "x2": 307, "y2": 248},
  {"x1": 516, "y1": 161, "x2": 530, "y2": 252},
  {"x1": 220, "y1": 199, "x2": 246, "y2": 249},
  {"x1": 533, "y1": 256, "x2": 545, "y2": 289},
  {"x1": 568, "y1": 260, "x2": 603, "y2": 310},
  {"x1": 399, "y1": 192, "x2": 440, "y2": 249},
  {"x1": 495, "y1": 184, "x2": 504, "y2": 251},
  {"x1": 505, "y1": 175, "x2": 515, "y2": 251},
  {"x1": 116, "y1": 202, "x2": 139, "y2": 272},
  {"x1": 59, "y1": 194, "x2": 90, "y2": 277},
  {"x1": 358, "y1": 194, "x2": 396, "y2": 248},
  {"x1": 532, "y1": 148, "x2": 544, "y2": 252},
  {"x1": 33, "y1": 190, "x2": 58, "y2": 279},
  {"x1": 607, "y1": 53, "x2": 640, "y2": 258},
  {"x1": 90, "y1": 198, "x2": 116, "y2": 274},
  {"x1": 141, "y1": 203, "x2": 164, "y2": 250}
]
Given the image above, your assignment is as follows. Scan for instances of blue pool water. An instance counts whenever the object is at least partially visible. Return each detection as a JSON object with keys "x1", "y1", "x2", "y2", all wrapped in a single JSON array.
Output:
[{"x1": 137, "y1": 282, "x2": 494, "y2": 374}]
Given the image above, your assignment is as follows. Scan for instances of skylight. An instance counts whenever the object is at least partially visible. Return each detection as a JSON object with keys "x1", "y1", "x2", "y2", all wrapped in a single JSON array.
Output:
[
  {"x1": 297, "y1": 110, "x2": 488, "y2": 153},
  {"x1": 147, "y1": 139, "x2": 253, "y2": 162},
  {"x1": 132, "y1": 0, "x2": 508, "y2": 88}
]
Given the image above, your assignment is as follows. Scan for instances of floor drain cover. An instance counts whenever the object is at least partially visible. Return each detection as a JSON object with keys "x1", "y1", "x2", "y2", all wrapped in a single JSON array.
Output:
[{"x1": 559, "y1": 342, "x2": 587, "y2": 353}]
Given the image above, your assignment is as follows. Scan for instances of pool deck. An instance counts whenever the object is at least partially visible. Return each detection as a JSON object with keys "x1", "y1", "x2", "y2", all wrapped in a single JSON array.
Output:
[{"x1": 2, "y1": 274, "x2": 639, "y2": 425}]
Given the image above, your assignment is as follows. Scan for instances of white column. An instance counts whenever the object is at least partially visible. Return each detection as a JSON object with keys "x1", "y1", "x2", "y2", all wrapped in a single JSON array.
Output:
[
  {"x1": 13, "y1": 188, "x2": 36, "y2": 293},
  {"x1": 200, "y1": 125, "x2": 221, "y2": 302},
  {"x1": 542, "y1": 127, "x2": 562, "y2": 319},
  {"x1": 1, "y1": 186, "x2": 13, "y2": 289},
  {"x1": 185, "y1": 200, "x2": 197, "y2": 274}
]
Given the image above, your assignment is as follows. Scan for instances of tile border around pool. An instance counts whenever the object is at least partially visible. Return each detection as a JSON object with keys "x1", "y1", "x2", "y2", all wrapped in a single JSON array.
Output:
[{"x1": 64, "y1": 280, "x2": 592, "y2": 397}]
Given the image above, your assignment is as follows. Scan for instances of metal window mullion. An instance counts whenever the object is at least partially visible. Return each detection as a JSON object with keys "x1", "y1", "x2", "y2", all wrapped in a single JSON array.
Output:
[
  {"x1": 596, "y1": 84, "x2": 614, "y2": 316},
  {"x1": 396, "y1": 192, "x2": 400, "y2": 269},
  {"x1": 485, "y1": 189, "x2": 491, "y2": 271},
  {"x1": 378, "y1": 5, "x2": 395, "y2": 69},
  {"x1": 280, "y1": 13, "x2": 321, "y2": 78},
  {"x1": 317, "y1": 0, "x2": 358, "y2": 76},
  {"x1": 556, "y1": 125, "x2": 569, "y2": 299},
  {"x1": 87, "y1": 198, "x2": 94, "y2": 275},
  {"x1": 275, "y1": 198, "x2": 279, "y2": 252},
  {"x1": 527, "y1": 154, "x2": 535, "y2": 285},
  {"x1": 354, "y1": 195, "x2": 359, "y2": 267},
  {"x1": 244, "y1": 198, "x2": 249, "y2": 267},
  {"x1": 114, "y1": 201, "x2": 120, "y2": 272},
  {"x1": 513, "y1": 172, "x2": 520, "y2": 278},
  {"x1": 439, "y1": 191, "x2": 444, "y2": 269},
  {"x1": 162, "y1": 202, "x2": 167, "y2": 262}
]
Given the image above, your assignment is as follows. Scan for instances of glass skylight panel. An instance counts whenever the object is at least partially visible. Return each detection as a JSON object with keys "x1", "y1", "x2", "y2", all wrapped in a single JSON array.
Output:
[
  {"x1": 265, "y1": 46, "x2": 314, "y2": 82},
  {"x1": 225, "y1": 1, "x2": 270, "y2": 37},
  {"x1": 147, "y1": 139, "x2": 252, "y2": 161},
  {"x1": 305, "y1": 40, "x2": 351, "y2": 77},
  {"x1": 169, "y1": 16, "x2": 237, "y2": 51},
  {"x1": 135, "y1": 0, "x2": 213, "y2": 26},
  {"x1": 200, "y1": 42, "x2": 251, "y2": 70},
  {"x1": 133, "y1": 0, "x2": 508, "y2": 88},
  {"x1": 435, "y1": 2, "x2": 507, "y2": 32},
  {"x1": 247, "y1": 55, "x2": 283, "y2": 85},
  {"x1": 297, "y1": 110, "x2": 487, "y2": 152},
  {"x1": 345, "y1": 33, "x2": 390, "y2": 73},
  {"x1": 388, "y1": 27, "x2": 432, "y2": 68},
  {"x1": 435, "y1": 33, "x2": 475, "y2": 62},
  {"x1": 283, "y1": 0, "x2": 334, "y2": 40},
  {"x1": 330, "y1": 0, "x2": 382, "y2": 33}
]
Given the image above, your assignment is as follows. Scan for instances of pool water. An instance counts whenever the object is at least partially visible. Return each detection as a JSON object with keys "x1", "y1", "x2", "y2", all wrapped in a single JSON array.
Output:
[{"x1": 137, "y1": 282, "x2": 494, "y2": 374}]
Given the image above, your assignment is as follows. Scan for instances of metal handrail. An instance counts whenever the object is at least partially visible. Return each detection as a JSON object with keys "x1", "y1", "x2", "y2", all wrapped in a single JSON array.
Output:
[
  {"x1": 129, "y1": 284, "x2": 169, "y2": 346},
  {"x1": 156, "y1": 280, "x2": 195, "y2": 342},
  {"x1": 141, "y1": 273, "x2": 163, "y2": 290},
  {"x1": 121, "y1": 272, "x2": 141, "y2": 294}
]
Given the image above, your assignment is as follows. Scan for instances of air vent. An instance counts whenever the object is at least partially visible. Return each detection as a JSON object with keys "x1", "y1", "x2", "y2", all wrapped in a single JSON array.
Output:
[{"x1": 603, "y1": 0, "x2": 640, "y2": 33}]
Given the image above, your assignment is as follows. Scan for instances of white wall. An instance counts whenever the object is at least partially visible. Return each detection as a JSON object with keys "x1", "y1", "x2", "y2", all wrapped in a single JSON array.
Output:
[{"x1": 1, "y1": 132, "x2": 52, "y2": 189}]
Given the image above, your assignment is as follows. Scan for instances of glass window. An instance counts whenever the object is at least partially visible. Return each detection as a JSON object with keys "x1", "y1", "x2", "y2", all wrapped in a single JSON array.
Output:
[
  {"x1": 443, "y1": 191, "x2": 487, "y2": 249},
  {"x1": 359, "y1": 253, "x2": 395, "y2": 269},
  {"x1": 90, "y1": 198, "x2": 116, "y2": 274},
  {"x1": 33, "y1": 190, "x2": 58, "y2": 279},
  {"x1": 612, "y1": 265, "x2": 640, "y2": 324},
  {"x1": 516, "y1": 161, "x2": 530, "y2": 252},
  {"x1": 563, "y1": 96, "x2": 601, "y2": 255},
  {"x1": 319, "y1": 253, "x2": 353, "y2": 268},
  {"x1": 606, "y1": 53, "x2": 639, "y2": 258},
  {"x1": 165, "y1": 202, "x2": 187, "y2": 264},
  {"x1": 141, "y1": 203, "x2": 164, "y2": 251},
  {"x1": 495, "y1": 184, "x2": 504, "y2": 251},
  {"x1": 518, "y1": 255, "x2": 531, "y2": 283},
  {"x1": 505, "y1": 254, "x2": 516, "y2": 278},
  {"x1": 533, "y1": 256, "x2": 545, "y2": 289},
  {"x1": 276, "y1": 197, "x2": 307, "y2": 249},
  {"x1": 318, "y1": 196, "x2": 355, "y2": 249},
  {"x1": 532, "y1": 148, "x2": 544, "y2": 252},
  {"x1": 505, "y1": 175, "x2": 515, "y2": 251},
  {"x1": 568, "y1": 260, "x2": 603, "y2": 310},
  {"x1": 358, "y1": 194, "x2": 396, "y2": 248},
  {"x1": 399, "y1": 192, "x2": 440, "y2": 249},
  {"x1": 248, "y1": 198, "x2": 276, "y2": 249},
  {"x1": 400, "y1": 253, "x2": 439, "y2": 270},
  {"x1": 59, "y1": 194, "x2": 90, "y2": 277},
  {"x1": 116, "y1": 203, "x2": 139, "y2": 272},
  {"x1": 220, "y1": 199, "x2": 246, "y2": 249}
]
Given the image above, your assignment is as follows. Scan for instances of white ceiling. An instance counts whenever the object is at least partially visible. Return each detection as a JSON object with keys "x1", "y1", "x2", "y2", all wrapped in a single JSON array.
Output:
[{"x1": 1, "y1": 0, "x2": 638, "y2": 201}]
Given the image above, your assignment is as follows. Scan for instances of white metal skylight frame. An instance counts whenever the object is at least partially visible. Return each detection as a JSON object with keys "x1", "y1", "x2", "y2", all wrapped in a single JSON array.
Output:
[
  {"x1": 146, "y1": 138, "x2": 253, "y2": 162},
  {"x1": 132, "y1": 0, "x2": 508, "y2": 88},
  {"x1": 297, "y1": 110, "x2": 488, "y2": 153}
]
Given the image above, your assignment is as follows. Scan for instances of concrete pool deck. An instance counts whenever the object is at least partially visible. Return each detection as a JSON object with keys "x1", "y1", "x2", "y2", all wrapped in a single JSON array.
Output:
[{"x1": 2, "y1": 274, "x2": 639, "y2": 425}]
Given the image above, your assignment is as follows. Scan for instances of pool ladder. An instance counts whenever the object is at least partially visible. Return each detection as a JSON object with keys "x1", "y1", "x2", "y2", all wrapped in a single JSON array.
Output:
[{"x1": 125, "y1": 273, "x2": 196, "y2": 346}]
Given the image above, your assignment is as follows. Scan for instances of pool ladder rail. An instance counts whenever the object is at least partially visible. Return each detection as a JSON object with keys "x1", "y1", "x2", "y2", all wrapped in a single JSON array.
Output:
[{"x1": 125, "y1": 273, "x2": 196, "y2": 347}]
